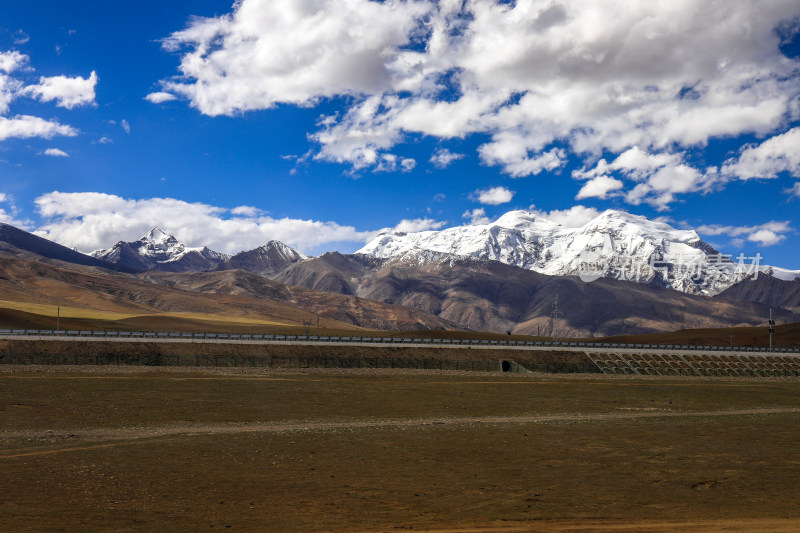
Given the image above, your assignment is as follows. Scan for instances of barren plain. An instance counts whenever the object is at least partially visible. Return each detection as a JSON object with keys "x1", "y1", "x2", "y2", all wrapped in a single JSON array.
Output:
[{"x1": 2, "y1": 367, "x2": 800, "y2": 531}]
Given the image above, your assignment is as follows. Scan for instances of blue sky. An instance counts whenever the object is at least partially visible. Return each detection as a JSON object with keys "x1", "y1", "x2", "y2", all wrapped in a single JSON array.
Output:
[{"x1": 1, "y1": 1, "x2": 800, "y2": 268}]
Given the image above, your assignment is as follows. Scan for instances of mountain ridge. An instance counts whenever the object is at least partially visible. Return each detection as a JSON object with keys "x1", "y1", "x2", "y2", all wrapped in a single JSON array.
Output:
[{"x1": 358, "y1": 209, "x2": 798, "y2": 296}]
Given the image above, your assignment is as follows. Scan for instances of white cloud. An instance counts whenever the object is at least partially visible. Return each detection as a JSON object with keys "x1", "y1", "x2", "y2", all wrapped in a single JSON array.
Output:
[
  {"x1": 23, "y1": 71, "x2": 97, "y2": 109},
  {"x1": 786, "y1": 182, "x2": 800, "y2": 198},
  {"x1": 43, "y1": 148, "x2": 69, "y2": 157},
  {"x1": 145, "y1": 92, "x2": 177, "y2": 104},
  {"x1": 429, "y1": 148, "x2": 464, "y2": 169},
  {"x1": 391, "y1": 218, "x2": 447, "y2": 233},
  {"x1": 0, "y1": 49, "x2": 93, "y2": 143},
  {"x1": 532, "y1": 206, "x2": 602, "y2": 228},
  {"x1": 575, "y1": 176, "x2": 624, "y2": 200},
  {"x1": 0, "y1": 51, "x2": 28, "y2": 114},
  {"x1": 0, "y1": 193, "x2": 30, "y2": 228},
  {"x1": 0, "y1": 115, "x2": 77, "y2": 141},
  {"x1": 93, "y1": 137, "x2": 112, "y2": 144},
  {"x1": 574, "y1": 147, "x2": 715, "y2": 209},
  {"x1": 462, "y1": 208, "x2": 491, "y2": 226},
  {"x1": 479, "y1": 145, "x2": 566, "y2": 178},
  {"x1": 160, "y1": 0, "x2": 430, "y2": 115},
  {"x1": 721, "y1": 127, "x2": 800, "y2": 180},
  {"x1": 157, "y1": 0, "x2": 800, "y2": 186},
  {"x1": 32, "y1": 191, "x2": 410, "y2": 255},
  {"x1": 120, "y1": 119, "x2": 130, "y2": 134},
  {"x1": 0, "y1": 50, "x2": 27, "y2": 73},
  {"x1": 747, "y1": 229, "x2": 787, "y2": 247},
  {"x1": 471, "y1": 186, "x2": 514, "y2": 205},
  {"x1": 230, "y1": 205, "x2": 263, "y2": 217},
  {"x1": 696, "y1": 221, "x2": 792, "y2": 247},
  {"x1": 625, "y1": 164, "x2": 706, "y2": 210},
  {"x1": 12, "y1": 30, "x2": 29, "y2": 46},
  {"x1": 371, "y1": 153, "x2": 415, "y2": 173}
]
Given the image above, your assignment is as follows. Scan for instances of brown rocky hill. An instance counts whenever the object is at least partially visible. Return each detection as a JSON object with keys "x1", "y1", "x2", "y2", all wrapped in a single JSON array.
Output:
[
  {"x1": 717, "y1": 275, "x2": 800, "y2": 313},
  {"x1": 0, "y1": 250, "x2": 455, "y2": 332},
  {"x1": 141, "y1": 269, "x2": 458, "y2": 331},
  {"x1": 276, "y1": 253, "x2": 798, "y2": 336}
]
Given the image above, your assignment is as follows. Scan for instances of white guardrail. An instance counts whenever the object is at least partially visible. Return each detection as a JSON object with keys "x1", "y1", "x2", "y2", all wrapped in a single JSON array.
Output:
[{"x1": 0, "y1": 329, "x2": 797, "y2": 353}]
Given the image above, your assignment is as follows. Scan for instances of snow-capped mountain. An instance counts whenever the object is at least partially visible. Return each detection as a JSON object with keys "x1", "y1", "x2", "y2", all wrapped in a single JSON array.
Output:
[
  {"x1": 215, "y1": 240, "x2": 309, "y2": 276},
  {"x1": 358, "y1": 209, "x2": 798, "y2": 295},
  {"x1": 92, "y1": 228, "x2": 229, "y2": 273}
]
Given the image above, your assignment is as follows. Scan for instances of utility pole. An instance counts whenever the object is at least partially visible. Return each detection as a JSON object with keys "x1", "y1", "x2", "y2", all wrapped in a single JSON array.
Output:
[
  {"x1": 56, "y1": 306, "x2": 60, "y2": 331},
  {"x1": 550, "y1": 293, "x2": 563, "y2": 344},
  {"x1": 730, "y1": 335, "x2": 734, "y2": 348},
  {"x1": 768, "y1": 308, "x2": 775, "y2": 351},
  {"x1": 680, "y1": 304, "x2": 686, "y2": 330}
]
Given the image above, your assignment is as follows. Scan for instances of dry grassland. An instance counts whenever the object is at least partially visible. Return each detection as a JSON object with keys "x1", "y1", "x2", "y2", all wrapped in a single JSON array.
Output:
[{"x1": 2, "y1": 367, "x2": 800, "y2": 531}]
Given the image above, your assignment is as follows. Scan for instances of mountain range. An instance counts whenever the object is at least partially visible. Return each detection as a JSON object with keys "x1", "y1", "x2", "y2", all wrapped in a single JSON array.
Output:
[
  {"x1": 1, "y1": 211, "x2": 799, "y2": 337},
  {"x1": 358, "y1": 209, "x2": 800, "y2": 296}
]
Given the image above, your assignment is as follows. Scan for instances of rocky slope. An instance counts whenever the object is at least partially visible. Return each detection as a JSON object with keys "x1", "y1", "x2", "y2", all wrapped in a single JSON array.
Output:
[
  {"x1": 215, "y1": 241, "x2": 309, "y2": 276},
  {"x1": 718, "y1": 275, "x2": 800, "y2": 313},
  {"x1": 276, "y1": 253, "x2": 796, "y2": 336}
]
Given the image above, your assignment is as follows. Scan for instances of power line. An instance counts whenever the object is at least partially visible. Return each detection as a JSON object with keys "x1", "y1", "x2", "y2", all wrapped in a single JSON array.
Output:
[{"x1": 550, "y1": 293, "x2": 563, "y2": 344}]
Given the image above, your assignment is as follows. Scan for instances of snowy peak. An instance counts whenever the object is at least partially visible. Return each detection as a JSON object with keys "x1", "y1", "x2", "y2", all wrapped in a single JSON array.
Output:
[
  {"x1": 357, "y1": 209, "x2": 758, "y2": 295},
  {"x1": 134, "y1": 227, "x2": 187, "y2": 261},
  {"x1": 261, "y1": 240, "x2": 310, "y2": 262},
  {"x1": 142, "y1": 227, "x2": 173, "y2": 245},
  {"x1": 92, "y1": 228, "x2": 229, "y2": 273}
]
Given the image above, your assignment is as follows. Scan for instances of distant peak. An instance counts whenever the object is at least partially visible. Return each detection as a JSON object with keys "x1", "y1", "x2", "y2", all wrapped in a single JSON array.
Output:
[{"x1": 141, "y1": 227, "x2": 173, "y2": 242}]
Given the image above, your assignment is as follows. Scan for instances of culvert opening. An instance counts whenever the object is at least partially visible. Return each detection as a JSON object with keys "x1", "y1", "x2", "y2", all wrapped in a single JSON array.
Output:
[{"x1": 501, "y1": 360, "x2": 512, "y2": 372}]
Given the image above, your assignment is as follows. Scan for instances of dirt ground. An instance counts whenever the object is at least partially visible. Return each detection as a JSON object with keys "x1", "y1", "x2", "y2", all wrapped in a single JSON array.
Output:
[{"x1": 2, "y1": 367, "x2": 800, "y2": 531}]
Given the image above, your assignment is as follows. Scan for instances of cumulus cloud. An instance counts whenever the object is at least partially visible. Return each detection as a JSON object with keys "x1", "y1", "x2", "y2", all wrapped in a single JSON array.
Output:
[
  {"x1": 23, "y1": 71, "x2": 97, "y2": 109},
  {"x1": 575, "y1": 176, "x2": 624, "y2": 200},
  {"x1": 786, "y1": 182, "x2": 800, "y2": 198},
  {"x1": 429, "y1": 148, "x2": 464, "y2": 169},
  {"x1": 145, "y1": 91, "x2": 177, "y2": 104},
  {"x1": 721, "y1": 127, "x2": 800, "y2": 180},
  {"x1": 0, "y1": 115, "x2": 77, "y2": 141},
  {"x1": 43, "y1": 148, "x2": 69, "y2": 157},
  {"x1": 462, "y1": 208, "x2": 491, "y2": 226},
  {"x1": 0, "y1": 49, "x2": 89, "y2": 141},
  {"x1": 0, "y1": 50, "x2": 27, "y2": 74},
  {"x1": 573, "y1": 146, "x2": 715, "y2": 209},
  {"x1": 160, "y1": 0, "x2": 429, "y2": 115},
  {"x1": 471, "y1": 186, "x2": 514, "y2": 205},
  {"x1": 120, "y1": 119, "x2": 130, "y2": 134},
  {"x1": 32, "y1": 191, "x2": 417, "y2": 255},
  {"x1": 697, "y1": 221, "x2": 792, "y2": 247},
  {"x1": 157, "y1": 0, "x2": 800, "y2": 187}
]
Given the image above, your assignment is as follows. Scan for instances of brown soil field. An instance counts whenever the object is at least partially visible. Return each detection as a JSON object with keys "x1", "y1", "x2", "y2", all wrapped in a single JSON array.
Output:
[{"x1": 2, "y1": 368, "x2": 800, "y2": 531}]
